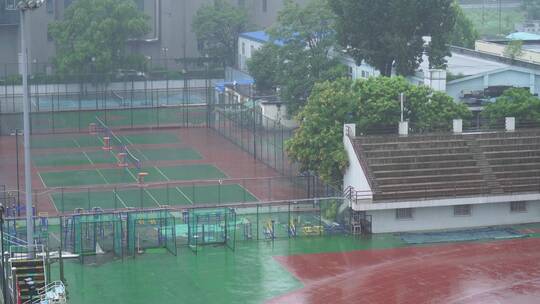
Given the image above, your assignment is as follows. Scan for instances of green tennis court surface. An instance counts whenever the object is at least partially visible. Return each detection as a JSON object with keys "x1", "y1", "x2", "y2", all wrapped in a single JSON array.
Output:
[
  {"x1": 31, "y1": 132, "x2": 179, "y2": 149},
  {"x1": 50, "y1": 184, "x2": 257, "y2": 211},
  {"x1": 133, "y1": 147, "x2": 202, "y2": 161},
  {"x1": 31, "y1": 106, "x2": 207, "y2": 133},
  {"x1": 122, "y1": 133, "x2": 179, "y2": 145},
  {"x1": 33, "y1": 151, "x2": 116, "y2": 167},
  {"x1": 40, "y1": 164, "x2": 226, "y2": 187}
]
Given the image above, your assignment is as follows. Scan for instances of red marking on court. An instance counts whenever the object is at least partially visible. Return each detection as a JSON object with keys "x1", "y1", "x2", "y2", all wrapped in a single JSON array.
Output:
[{"x1": 270, "y1": 238, "x2": 540, "y2": 304}]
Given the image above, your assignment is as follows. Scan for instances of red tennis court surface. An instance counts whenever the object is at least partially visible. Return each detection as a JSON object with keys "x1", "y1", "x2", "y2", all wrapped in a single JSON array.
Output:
[{"x1": 270, "y1": 238, "x2": 540, "y2": 304}]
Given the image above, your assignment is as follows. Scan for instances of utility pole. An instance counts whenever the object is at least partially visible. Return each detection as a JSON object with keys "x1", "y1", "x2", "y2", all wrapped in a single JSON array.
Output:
[{"x1": 18, "y1": 0, "x2": 45, "y2": 255}]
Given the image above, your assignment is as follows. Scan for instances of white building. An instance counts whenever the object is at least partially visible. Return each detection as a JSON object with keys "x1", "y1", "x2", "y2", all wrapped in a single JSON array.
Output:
[{"x1": 342, "y1": 121, "x2": 540, "y2": 233}]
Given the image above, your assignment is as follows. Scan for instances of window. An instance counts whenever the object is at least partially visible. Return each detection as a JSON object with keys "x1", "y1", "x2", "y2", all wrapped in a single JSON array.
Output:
[
  {"x1": 510, "y1": 201, "x2": 527, "y2": 213},
  {"x1": 262, "y1": 0, "x2": 267, "y2": 12},
  {"x1": 347, "y1": 66, "x2": 353, "y2": 79},
  {"x1": 5, "y1": 0, "x2": 17, "y2": 10},
  {"x1": 454, "y1": 205, "x2": 471, "y2": 216},
  {"x1": 46, "y1": 0, "x2": 53, "y2": 14},
  {"x1": 250, "y1": 45, "x2": 254, "y2": 56},
  {"x1": 242, "y1": 42, "x2": 245, "y2": 55},
  {"x1": 396, "y1": 208, "x2": 413, "y2": 220}
]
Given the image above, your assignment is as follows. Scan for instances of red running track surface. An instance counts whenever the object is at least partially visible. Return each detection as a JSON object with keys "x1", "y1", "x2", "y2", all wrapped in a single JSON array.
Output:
[{"x1": 270, "y1": 238, "x2": 540, "y2": 304}]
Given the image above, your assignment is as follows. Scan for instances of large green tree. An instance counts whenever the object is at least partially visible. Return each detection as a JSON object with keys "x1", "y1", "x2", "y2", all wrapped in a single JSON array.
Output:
[
  {"x1": 329, "y1": 0, "x2": 457, "y2": 76},
  {"x1": 450, "y1": 4, "x2": 479, "y2": 49},
  {"x1": 248, "y1": 0, "x2": 347, "y2": 115},
  {"x1": 192, "y1": 0, "x2": 249, "y2": 66},
  {"x1": 286, "y1": 77, "x2": 471, "y2": 184},
  {"x1": 483, "y1": 88, "x2": 540, "y2": 125},
  {"x1": 48, "y1": 0, "x2": 149, "y2": 75}
]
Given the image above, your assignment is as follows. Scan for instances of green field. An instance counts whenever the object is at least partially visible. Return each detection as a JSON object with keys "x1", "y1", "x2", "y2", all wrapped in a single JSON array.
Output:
[{"x1": 463, "y1": 7, "x2": 526, "y2": 37}]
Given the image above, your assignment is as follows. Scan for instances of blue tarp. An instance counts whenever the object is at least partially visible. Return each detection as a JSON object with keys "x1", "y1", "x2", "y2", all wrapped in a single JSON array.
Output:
[
  {"x1": 506, "y1": 32, "x2": 540, "y2": 41},
  {"x1": 400, "y1": 227, "x2": 526, "y2": 244}
]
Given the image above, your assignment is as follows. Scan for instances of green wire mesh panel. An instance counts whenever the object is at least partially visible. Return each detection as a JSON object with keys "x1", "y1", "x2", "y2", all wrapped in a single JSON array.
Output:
[
  {"x1": 187, "y1": 208, "x2": 236, "y2": 254},
  {"x1": 71, "y1": 212, "x2": 124, "y2": 263},
  {"x1": 127, "y1": 210, "x2": 177, "y2": 257}
]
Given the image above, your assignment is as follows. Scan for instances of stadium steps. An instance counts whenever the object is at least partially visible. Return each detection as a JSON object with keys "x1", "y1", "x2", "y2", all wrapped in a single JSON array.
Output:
[
  {"x1": 377, "y1": 179, "x2": 487, "y2": 192},
  {"x1": 369, "y1": 159, "x2": 478, "y2": 171},
  {"x1": 363, "y1": 146, "x2": 471, "y2": 158},
  {"x1": 374, "y1": 186, "x2": 487, "y2": 201},
  {"x1": 11, "y1": 259, "x2": 46, "y2": 302},
  {"x1": 366, "y1": 153, "x2": 475, "y2": 165},
  {"x1": 372, "y1": 166, "x2": 480, "y2": 178},
  {"x1": 466, "y1": 139, "x2": 503, "y2": 195},
  {"x1": 476, "y1": 131, "x2": 540, "y2": 194},
  {"x1": 376, "y1": 173, "x2": 485, "y2": 186},
  {"x1": 491, "y1": 163, "x2": 540, "y2": 172}
]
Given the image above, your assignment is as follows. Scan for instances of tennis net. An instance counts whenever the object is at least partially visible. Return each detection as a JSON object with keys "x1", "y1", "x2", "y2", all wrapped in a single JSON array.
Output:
[{"x1": 95, "y1": 116, "x2": 142, "y2": 170}]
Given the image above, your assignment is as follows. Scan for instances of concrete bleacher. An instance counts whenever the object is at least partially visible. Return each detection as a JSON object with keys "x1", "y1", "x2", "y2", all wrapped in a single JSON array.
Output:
[
  {"x1": 352, "y1": 129, "x2": 540, "y2": 202},
  {"x1": 476, "y1": 130, "x2": 540, "y2": 194}
]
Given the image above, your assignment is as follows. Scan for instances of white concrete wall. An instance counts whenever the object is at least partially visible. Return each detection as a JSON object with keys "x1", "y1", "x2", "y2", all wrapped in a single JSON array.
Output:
[
  {"x1": 342, "y1": 124, "x2": 373, "y2": 199},
  {"x1": 368, "y1": 200, "x2": 540, "y2": 233},
  {"x1": 238, "y1": 37, "x2": 264, "y2": 72},
  {"x1": 476, "y1": 40, "x2": 540, "y2": 64}
]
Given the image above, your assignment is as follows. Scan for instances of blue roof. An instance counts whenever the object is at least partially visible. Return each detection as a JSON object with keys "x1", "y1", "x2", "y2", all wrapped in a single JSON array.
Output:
[
  {"x1": 506, "y1": 32, "x2": 540, "y2": 41},
  {"x1": 239, "y1": 31, "x2": 285, "y2": 46},
  {"x1": 214, "y1": 80, "x2": 254, "y2": 93}
]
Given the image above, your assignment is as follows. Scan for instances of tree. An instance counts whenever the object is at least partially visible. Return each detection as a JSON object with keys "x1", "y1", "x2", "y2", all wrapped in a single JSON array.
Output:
[
  {"x1": 246, "y1": 44, "x2": 280, "y2": 92},
  {"x1": 48, "y1": 0, "x2": 149, "y2": 76},
  {"x1": 286, "y1": 77, "x2": 471, "y2": 184},
  {"x1": 522, "y1": 0, "x2": 540, "y2": 20},
  {"x1": 192, "y1": 0, "x2": 249, "y2": 66},
  {"x1": 247, "y1": 0, "x2": 347, "y2": 115},
  {"x1": 483, "y1": 88, "x2": 540, "y2": 125},
  {"x1": 504, "y1": 40, "x2": 524, "y2": 60},
  {"x1": 329, "y1": 0, "x2": 457, "y2": 76},
  {"x1": 450, "y1": 4, "x2": 479, "y2": 49}
]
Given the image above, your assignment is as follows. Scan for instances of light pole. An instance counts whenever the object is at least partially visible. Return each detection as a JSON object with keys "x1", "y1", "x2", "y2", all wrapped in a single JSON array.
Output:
[
  {"x1": 0, "y1": 203, "x2": 6, "y2": 304},
  {"x1": 18, "y1": 0, "x2": 45, "y2": 254}
]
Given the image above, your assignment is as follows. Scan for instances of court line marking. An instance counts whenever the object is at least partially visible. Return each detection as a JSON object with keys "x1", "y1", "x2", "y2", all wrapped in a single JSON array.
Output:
[
  {"x1": 82, "y1": 151, "x2": 95, "y2": 166},
  {"x1": 72, "y1": 138, "x2": 81, "y2": 148},
  {"x1": 113, "y1": 190, "x2": 129, "y2": 209},
  {"x1": 144, "y1": 188, "x2": 161, "y2": 207},
  {"x1": 174, "y1": 187, "x2": 194, "y2": 205},
  {"x1": 154, "y1": 166, "x2": 170, "y2": 181},
  {"x1": 152, "y1": 166, "x2": 192, "y2": 206},
  {"x1": 95, "y1": 168, "x2": 109, "y2": 185},
  {"x1": 49, "y1": 193, "x2": 60, "y2": 213},
  {"x1": 122, "y1": 136, "x2": 150, "y2": 161}
]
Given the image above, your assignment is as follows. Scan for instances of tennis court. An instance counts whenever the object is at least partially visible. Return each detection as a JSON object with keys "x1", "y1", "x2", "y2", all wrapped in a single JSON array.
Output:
[{"x1": 51, "y1": 183, "x2": 256, "y2": 211}]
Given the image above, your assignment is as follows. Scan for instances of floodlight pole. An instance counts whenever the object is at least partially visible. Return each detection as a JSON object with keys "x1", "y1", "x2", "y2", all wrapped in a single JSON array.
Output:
[{"x1": 19, "y1": 3, "x2": 36, "y2": 255}]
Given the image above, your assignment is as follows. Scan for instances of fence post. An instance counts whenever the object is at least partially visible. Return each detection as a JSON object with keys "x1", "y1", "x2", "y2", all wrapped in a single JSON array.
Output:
[{"x1": 256, "y1": 204, "x2": 259, "y2": 241}]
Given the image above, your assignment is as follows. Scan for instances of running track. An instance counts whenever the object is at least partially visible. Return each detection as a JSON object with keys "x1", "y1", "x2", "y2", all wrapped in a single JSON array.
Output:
[{"x1": 270, "y1": 238, "x2": 540, "y2": 304}]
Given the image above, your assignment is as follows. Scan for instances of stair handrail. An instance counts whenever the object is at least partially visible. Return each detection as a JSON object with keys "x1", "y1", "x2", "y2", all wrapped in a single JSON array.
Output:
[
  {"x1": 26, "y1": 281, "x2": 66, "y2": 304},
  {"x1": 3, "y1": 233, "x2": 28, "y2": 247}
]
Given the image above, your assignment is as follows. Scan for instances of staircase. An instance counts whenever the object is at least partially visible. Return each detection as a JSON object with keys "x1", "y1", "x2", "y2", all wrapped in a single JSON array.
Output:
[
  {"x1": 465, "y1": 137, "x2": 504, "y2": 195},
  {"x1": 6, "y1": 244, "x2": 48, "y2": 304},
  {"x1": 12, "y1": 257, "x2": 46, "y2": 303}
]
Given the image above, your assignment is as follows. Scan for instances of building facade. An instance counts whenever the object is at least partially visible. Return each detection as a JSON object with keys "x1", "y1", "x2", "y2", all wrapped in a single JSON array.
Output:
[{"x1": 0, "y1": 0, "x2": 307, "y2": 76}]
